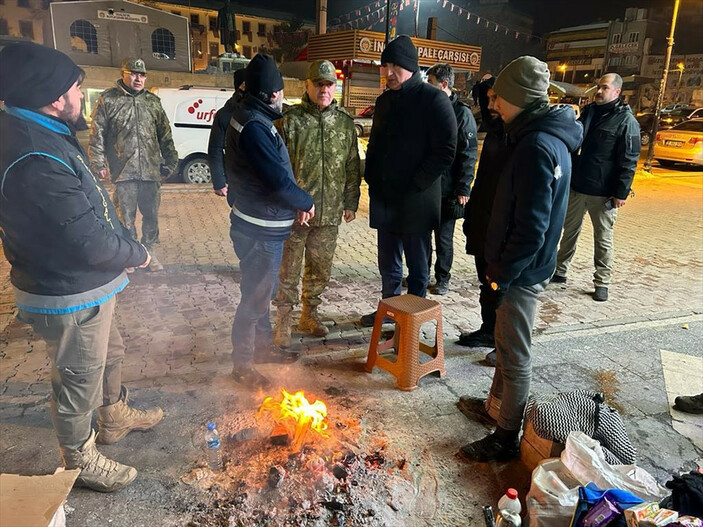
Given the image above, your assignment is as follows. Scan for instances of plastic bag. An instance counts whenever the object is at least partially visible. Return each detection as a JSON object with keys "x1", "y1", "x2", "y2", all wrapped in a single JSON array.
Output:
[
  {"x1": 526, "y1": 458, "x2": 581, "y2": 527},
  {"x1": 560, "y1": 432, "x2": 668, "y2": 503}
]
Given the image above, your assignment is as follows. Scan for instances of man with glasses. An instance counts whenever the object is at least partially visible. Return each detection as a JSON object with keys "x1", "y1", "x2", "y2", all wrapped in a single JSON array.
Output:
[{"x1": 89, "y1": 57, "x2": 178, "y2": 272}]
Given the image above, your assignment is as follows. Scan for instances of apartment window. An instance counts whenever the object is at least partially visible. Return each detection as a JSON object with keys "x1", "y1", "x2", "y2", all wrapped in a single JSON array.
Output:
[
  {"x1": 611, "y1": 33, "x2": 622, "y2": 44},
  {"x1": 19, "y1": 20, "x2": 33, "y2": 39},
  {"x1": 209, "y1": 16, "x2": 217, "y2": 32},
  {"x1": 70, "y1": 19, "x2": 98, "y2": 53},
  {"x1": 209, "y1": 42, "x2": 219, "y2": 57},
  {"x1": 625, "y1": 55, "x2": 637, "y2": 66},
  {"x1": 17, "y1": 0, "x2": 30, "y2": 7},
  {"x1": 257, "y1": 23, "x2": 266, "y2": 36},
  {"x1": 0, "y1": 18, "x2": 8, "y2": 35},
  {"x1": 242, "y1": 21, "x2": 251, "y2": 33},
  {"x1": 190, "y1": 14, "x2": 199, "y2": 26},
  {"x1": 243, "y1": 45, "x2": 252, "y2": 58},
  {"x1": 152, "y1": 28, "x2": 175, "y2": 59},
  {"x1": 627, "y1": 32, "x2": 639, "y2": 43},
  {"x1": 609, "y1": 56, "x2": 622, "y2": 66}
]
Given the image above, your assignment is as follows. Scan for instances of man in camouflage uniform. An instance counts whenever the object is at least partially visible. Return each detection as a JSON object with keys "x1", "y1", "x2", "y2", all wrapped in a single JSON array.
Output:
[
  {"x1": 273, "y1": 60, "x2": 361, "y2": 346},
  {"x1": 89, "y1": 57, "x2": 178, "y2": 271}
]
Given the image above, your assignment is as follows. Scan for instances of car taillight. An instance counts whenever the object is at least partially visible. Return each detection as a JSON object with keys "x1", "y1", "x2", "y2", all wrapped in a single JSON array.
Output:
[
  {"x1": 689, "y1": 137, "x2": 702, "y2": 145},
  {"x1": 656, "y1": 133, "x2": 662, "y2": 141}
]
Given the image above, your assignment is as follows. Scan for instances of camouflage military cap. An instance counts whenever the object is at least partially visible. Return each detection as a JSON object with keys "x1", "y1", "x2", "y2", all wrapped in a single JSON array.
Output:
[
  {"x1": 307, "y1": 60, "x2": 336, "y2": 83},
  {"x1": 121, "y1": 57, "x2": 147, "y2": 73}
]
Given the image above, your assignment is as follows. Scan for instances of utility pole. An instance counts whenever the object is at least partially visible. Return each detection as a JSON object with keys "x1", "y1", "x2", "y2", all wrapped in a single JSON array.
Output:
[
  {"x1": 414, "y1": 0, "x2": 420, "y2": 38},
  {"x1": 316, "y1": 0, "x2": 327, "y2": 35},
  {"x1": 644, "y1": 0, "x2": 681, "y2": 171}
]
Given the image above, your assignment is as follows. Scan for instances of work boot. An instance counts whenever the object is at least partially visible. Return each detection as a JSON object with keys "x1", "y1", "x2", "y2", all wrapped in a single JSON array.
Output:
[
  {"x1": 674, "y1": 393, "x2": 703, "y2": 414},
  {"x1": 96, "y1": 386, "x2": 163, "y2": 445},
  {"x1": 274, "y1": 305, "x2": 293, "y2": 348},
  {"x1": 593, "y1": 286, "x2": 608, "y2": 302},
  {"x1": 458, "y1": 429, "x2": 520, "y2": 463},
  {"x1": 456, "y1": 396, "x2": 497, "y2": 427},
  {"x1": 254, "y1": 345, "x2": 299, "y2": 364},
  {"x1": 456, "y1": 329, "x2": 494, "y2": 348},
  {"x1": 359, "y1": 311, "x2": 394, "y2": 328},
  {"x1": 148, "y1": 252, "x2": 164, "y2": 272},
  {"x1": 550, "y1": 274, "x2": 567, "y2": 284},
  {"x1": 298, "y1": 306, "x2": 329, "y2": 337},
  {"x1": 430, "y1": 281, "x2": 449, "y2": 295},
  {"x1": 232, "y1": 364, "x2": 272, "y2": 389},
  {"x1": 60, "y1": 430, "x2": 137, "y2": 492}
]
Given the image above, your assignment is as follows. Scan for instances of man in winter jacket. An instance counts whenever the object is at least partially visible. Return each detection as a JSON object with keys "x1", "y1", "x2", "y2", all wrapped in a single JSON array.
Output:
[
  {"x1": 426, "y1": 63, "x2": 478, "y2": 295},
  {"x1": 552, "y1": 73, "x2": 640, "y2": 302},
  {"x1": 208, "y1": 68, "x2": 246, "y2": 196},
  {"x1": 456, "y1": 79, "x2": 508, "y2": 366},
  {"x1": 0, "y1": 43, "x2": 163, "y2": 493},
  {"x1": 273, "y1": 60, "x2": 361, "y2": 346},
  {"x1": 457, "y1": 57, "x2": 583, "y2": 462},
  {"x1": 360, "y1": 36, "x2": 457, "y2": 326},
  {"x1": 225, "y1": 54, "x2": 314, "y2": 388},
  {"x1": 89, "y1": 57, "x2": 179, "y2": 272}
]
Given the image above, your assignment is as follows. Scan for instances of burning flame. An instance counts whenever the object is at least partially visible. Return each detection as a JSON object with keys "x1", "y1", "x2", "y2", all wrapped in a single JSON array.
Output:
[{"x1": 259, "y1": 389, "x2": 329, "y2": 451}]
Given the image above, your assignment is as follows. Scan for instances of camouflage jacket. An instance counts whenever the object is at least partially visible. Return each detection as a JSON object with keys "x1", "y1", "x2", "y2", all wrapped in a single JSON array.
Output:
[
  {"x1": 276, "y1": 94, "x2": 361, "y2": 226},
  {"x1": 89, "y1": 80, "x2": 178, "y2": 183}
]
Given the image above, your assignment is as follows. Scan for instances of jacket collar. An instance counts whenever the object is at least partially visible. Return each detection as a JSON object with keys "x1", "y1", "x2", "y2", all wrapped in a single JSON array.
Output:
[
  {"x1": 5, "y1": 106, "x2": 72, "y2": 136},
  {"x1": 117, "y1": 79, "x2": 145, "y2": 97},
  {"x1": 396, "y1": 71, "x2": 423, "y2": 93},
  {"x1": 300, "y1": 92, "x2": 336, "y2": 115},
  {"x1": 243, "y1": 94, "x2": 283, "y2": 122}
]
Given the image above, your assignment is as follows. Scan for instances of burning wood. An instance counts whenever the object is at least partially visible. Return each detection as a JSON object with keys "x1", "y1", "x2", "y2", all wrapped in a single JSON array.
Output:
[{"x1": 259, "y1": 389, "x2": 329, "y2": 452}]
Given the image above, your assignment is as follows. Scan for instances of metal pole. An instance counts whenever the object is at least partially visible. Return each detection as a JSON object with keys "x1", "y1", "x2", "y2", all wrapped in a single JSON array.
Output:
[
  {"x1": 317, "y1": 0, "x2": 327, "y2": 35},
  {"x1": 385, "y1": 0, "x2": 391, "y2": 43},
  {"x1": 414, "y1": 0, "x2": 420, "y2": 38},
  {"x1": 644, "y1": 0, "x2": 681, "y2": 171}
]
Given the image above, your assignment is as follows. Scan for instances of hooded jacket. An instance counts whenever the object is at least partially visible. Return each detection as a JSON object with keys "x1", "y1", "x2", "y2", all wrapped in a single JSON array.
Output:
[
  {"x1": 364, "y1": 71, "x2": 457, "y2": 233},
  {"x1": 89, "y1": 80, "x2": 179, "y2": 183},
  {"x1": 485, "y1": 103, "x2": 583, "y2": 289},
  {"x1": 571, "y1": 99, "x2": 640, "y2": 199},
  {"x1": 0, "y1": 107, "x2": 147, "y2": 313},
  {"x1": 275, "y1": 93, "x2": 361, "y2": 226},
  {"x1": 442, "y1": 93, "x2": 478, "y2": 199},
  {"x1": 208, "y1": 89, "x2": 245, "y2": 191}
]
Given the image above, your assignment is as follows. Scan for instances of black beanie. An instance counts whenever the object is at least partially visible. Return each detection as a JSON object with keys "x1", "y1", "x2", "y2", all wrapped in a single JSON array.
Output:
[
  {"x1": 381, "y1": 35, "x2": 418, "y2": 73},
  {"x1": 0, "y1": 42, "x2": 82, "y2": 109},
  {"x1": 245, "y1": 53, "x2": 284, "y2": 96},
  {"x1": 233, "y1": 68, "x2": 246, "y2": 90}
]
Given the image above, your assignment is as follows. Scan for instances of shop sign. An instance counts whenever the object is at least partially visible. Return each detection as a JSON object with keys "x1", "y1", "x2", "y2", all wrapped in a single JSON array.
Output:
[{"x1": 97, "y1": 10, "x2": 148, "y2": 23}]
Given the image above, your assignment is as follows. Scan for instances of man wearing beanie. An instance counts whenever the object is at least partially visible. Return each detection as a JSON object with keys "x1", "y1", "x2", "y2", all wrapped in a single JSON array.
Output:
[
  {"x1": 273, "y1": 60, "x2": 361, "y2": 346},
  {"x1": 552, "y1": 73, "x2": 640, "y2": 302},
  {"x1": 208, "y1": 68, "x2": 247, "y2": 197},
  {"x1": 360, "y1": 35, "x2": 457, "y2": 326},
  {"x1": 225, "y1": 53, "x2": 314, "y2": 388},
  {"x1": 457, "y1": 56, "x2": 583, "y2": 462},
  {"x1": 89, "y1": 57, "x2": 178, "y2": 272},
  {"x1": 0, "y1": 42, "x2": 163, "y2": 492}
]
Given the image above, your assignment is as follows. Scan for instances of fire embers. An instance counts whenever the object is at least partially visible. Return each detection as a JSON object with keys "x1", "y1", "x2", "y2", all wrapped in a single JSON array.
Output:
[{"x1": 258, "y1": 389, "x2": 329, "y2": 452}]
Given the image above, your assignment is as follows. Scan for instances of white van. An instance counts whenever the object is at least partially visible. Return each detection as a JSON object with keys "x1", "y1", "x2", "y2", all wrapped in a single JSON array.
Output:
[{"x1": 155, "y1": 86, "x2": 234, "y2": 183}]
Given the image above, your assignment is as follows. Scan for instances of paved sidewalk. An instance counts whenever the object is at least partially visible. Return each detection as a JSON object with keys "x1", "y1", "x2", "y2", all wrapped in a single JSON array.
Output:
[{"x1": 0, "y1": 168, "x2": 702, "y2": 525}]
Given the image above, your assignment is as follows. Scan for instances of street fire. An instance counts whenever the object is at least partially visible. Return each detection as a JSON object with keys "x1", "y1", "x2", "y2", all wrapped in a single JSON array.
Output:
[{"x1": 259, "y1": 389, "x2": 329, "y2": 451}]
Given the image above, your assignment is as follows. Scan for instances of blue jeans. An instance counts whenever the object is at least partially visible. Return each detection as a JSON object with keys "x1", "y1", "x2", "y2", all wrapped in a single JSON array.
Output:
[
  {"x1": 377, "y1": 229, "x2": 431, "y2": 298},
  {"x1": 230, "y1": 227, "x2": 284, "y2": 364}
]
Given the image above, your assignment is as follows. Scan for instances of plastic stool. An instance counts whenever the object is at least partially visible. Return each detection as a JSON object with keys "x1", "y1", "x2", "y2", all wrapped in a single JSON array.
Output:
[{"x1": 365, "y1": 294, "x2": 445, "y2": 391}]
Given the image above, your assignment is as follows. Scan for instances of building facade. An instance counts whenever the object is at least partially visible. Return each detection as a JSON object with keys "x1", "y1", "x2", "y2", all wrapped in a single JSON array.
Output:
[
  {"x1": 0, "y1": 0, "x2": 50, "y2": 45},
  {"x1": 546, "y1": 22, "x2": 610, "y2": 87}
]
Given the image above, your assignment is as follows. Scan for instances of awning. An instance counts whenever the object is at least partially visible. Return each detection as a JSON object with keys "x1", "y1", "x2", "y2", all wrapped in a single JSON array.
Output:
[{"x1": 549, "y1": 80, "x2": 587, "y2": 97}]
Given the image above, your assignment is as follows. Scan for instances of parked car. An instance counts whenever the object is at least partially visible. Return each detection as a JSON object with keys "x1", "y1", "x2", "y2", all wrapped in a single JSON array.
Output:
[
  {"x1": 352, "y1": 105, "x2": 374, "y2": 137},
  {"x1": 659, "y1": 106, "x2": 699, "y2": 128},
  {"x1": 660, "y1": 103, "x2": 695, "y2": 115},
  {"x1": 685, "y1": 107, "x2": 703, "y2": 121},
  {"x1": 636, "y1": 112, "x2": 656, "y2": 146},
  {"x1": 653, "y1": 118, "x2": 703, "y2": 168}
]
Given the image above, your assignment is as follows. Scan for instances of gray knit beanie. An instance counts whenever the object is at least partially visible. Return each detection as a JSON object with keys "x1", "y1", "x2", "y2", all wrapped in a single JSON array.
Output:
[{"x1": 493, "y1": 56, "x2": 550, "y2": 108}]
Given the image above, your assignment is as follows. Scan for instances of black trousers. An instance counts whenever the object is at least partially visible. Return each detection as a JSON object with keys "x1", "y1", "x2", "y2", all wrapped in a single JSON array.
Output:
[
  {"x1": 475, "y1": 254, "x2": 504, "y2": 334},
  {"x1": 378, "y1": 229, "x2": 431, "y2": 298},
  {"x1": 432, "y1": 216, "x2": 457, "y2": 284}
]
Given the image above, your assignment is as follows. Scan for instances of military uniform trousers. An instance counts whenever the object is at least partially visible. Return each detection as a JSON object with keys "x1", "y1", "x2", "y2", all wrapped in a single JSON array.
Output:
[
  {"x1": 16, "y1": 296, "x2": 124, "y2": 450},
  {"x1": 275, "y1": 224, "x2": 339, "y2": 309},
  {"x1": 114, "y1": 180, "x2": 161, "y2": 249}
]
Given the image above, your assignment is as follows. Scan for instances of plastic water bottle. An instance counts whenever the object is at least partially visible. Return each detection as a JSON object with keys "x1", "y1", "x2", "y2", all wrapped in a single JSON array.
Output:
[
  {"x1": 205, "y1": 421, "x2": 223, "y2": 471},
  {"x1": 497, "y1": 488, "x2": 521, "y2": 515}
]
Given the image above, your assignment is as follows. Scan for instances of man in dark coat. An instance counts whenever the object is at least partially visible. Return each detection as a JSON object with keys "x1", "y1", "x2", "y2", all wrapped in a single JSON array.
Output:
[
  {"x1": 426, "y1": 62, "x2": 478, "y2": 295},
  {"x1": 456, "y1": 77, "x2": 507, "y2": 364},
  {"x1": 208, "y1": 68, "x2": 246, "y2": 197},
  {"x1": 360, "y1": 36, "x2": 457, "y2": 326},
  {"x1": 457, "y1": 57, "x2": 583, "y2": 462},
  {"x1": 551, "y1": 73, "x2": 640, "y2": 302}
]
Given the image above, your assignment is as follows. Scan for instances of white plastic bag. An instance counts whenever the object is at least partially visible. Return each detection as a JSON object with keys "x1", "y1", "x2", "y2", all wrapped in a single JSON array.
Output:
[
  {"x1": 526, "y1": 458, "x2": 581, "y2": 527},
  {"x1": 560, "y1": 431, "x2": 668, "y2": 502}
]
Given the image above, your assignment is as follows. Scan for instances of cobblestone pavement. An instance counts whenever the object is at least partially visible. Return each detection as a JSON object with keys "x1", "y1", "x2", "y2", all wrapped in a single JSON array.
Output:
[{"x1": 0, "y1": 166, "x2": 702, "y2": 525}]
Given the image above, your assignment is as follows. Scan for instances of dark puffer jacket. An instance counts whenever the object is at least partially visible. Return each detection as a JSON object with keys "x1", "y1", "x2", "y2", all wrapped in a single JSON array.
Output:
[
  {"x1": 364, "y1": 72, "x2": 457, "y2": 234},
  {"x1": 485, "y1": 103, "x2": 583, "y2": 289}
]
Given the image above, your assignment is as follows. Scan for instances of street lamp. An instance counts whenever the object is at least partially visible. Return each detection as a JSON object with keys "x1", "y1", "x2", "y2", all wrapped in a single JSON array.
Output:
[
  {"x1": 676, "y1": 62, "x2": 685, "y2": 86},
  {"x1": 558, "y1": 63, "x2": 567, "y2": 82}
]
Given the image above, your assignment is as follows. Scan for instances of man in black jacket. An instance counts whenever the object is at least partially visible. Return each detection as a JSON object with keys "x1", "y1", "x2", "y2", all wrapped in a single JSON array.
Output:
[
  {"x1": 208, "y1": 68, "x2": 245, "y2": 197},
  {"x1": 551, "y1": 73, "x2": 640, "y2": 302},
  {"x1": 225, "y1": 54, "x2": 314, "y2": 388},
  {"x1": 360, "y1": 36, "x2": 457, "y2": 326},
  {"x1": 426, "y1": 63, "x2": 478, "y2": 295},
  {"x1": 0, "y1": 43, "x2": 163, "y2": 492},
  {"x1": 457, "y1": 56, "x2": 583, "y2": 462}
]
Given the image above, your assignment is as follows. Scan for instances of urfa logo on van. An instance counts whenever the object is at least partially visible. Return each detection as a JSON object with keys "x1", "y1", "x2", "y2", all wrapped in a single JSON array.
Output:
[{"x1": 187, "y1": 99, "x2": 216, "y2": 122}]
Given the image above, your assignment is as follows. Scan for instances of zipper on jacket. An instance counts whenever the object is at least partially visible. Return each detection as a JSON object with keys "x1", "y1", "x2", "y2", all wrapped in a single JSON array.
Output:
[
  {"x1": 134, "y1": 96, "x2": 144, "y2": 179},
  {"x1": 77, "y1": 154, "x2": 115, "y2": 229},
  {"x1": 320, "y1": 111, "x2": 325, "y2": 222}
]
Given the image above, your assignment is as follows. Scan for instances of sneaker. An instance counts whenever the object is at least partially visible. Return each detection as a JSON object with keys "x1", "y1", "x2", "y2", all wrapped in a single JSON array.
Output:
[
  {"x1": 550, "y1": 274, "x2": 567, "y2": 284},
  {"x1": 593, "y1": 286, "x2": 608, "y2": 302},
  {"x1": 359, "y1": 311, "x2": 394, "y2": 328},
  {"x1": 674, "y1": 393, "x2": 703, "y2": 414},
  {"x1": 231, "y1": 365, "x2": 271, "y2": 389},
  {"x1": 456, "y1": 396, "x2": 496, "y2": 426},
  {"x1": 430, "y1": 282, "x2": 449, "y2": 295},
  {"x1": 458, "y1": 432, "x2": 519, "y2": 463},
  {"x1": 456, "y1": 329, "x2": 494, "y2": 348},
  {"x1": 481, "y1": 349, "x2": 497, "y2": 367},
  {"x1": 254, "y1": 346, "x2": 299, "y2": 364}
]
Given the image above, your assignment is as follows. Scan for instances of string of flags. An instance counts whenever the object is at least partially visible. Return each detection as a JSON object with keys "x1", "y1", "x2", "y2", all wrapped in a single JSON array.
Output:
[{"x1": 328, "y1": 0, "x2": 544, "y2": 43}]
